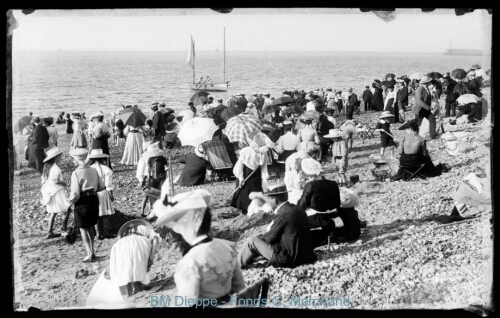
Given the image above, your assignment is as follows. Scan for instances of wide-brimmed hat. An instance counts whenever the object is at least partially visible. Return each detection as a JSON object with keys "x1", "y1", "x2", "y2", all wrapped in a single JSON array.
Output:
[
  {"x1": 154, "y1": 189, "x2": 212, "y2": 228},
  {"x1": 253, "y1": 132, "x2": 267, "y2": 147},
  {"x1": 69, "y1": 148, "x2": 88, "y2": 160},
  {"x1": 420, "y1": 75, "x2": 433, "y2": 84},
  {"x1": 339, "y1": 187, "x2": 360, "y2": 208},
  {"x1": 301, "y1": 158, "x2": 322, "y2": 176},
  {"x1": 324, "y1": 129, "x2": 343, "y2": 138},
  {"x1": 142, "y1": 142, "x2": 164, "y2": 160},
  {"x1": 43, "y1": 147, "x2": 64, "y2": 163},
  {"x1": 379, "y1": 111, "x2": 395, "y2": 119},
  {"x1": 142, "y1": 140, "x2": 154, "y2": 152},
  {"x1": 88, "y1": 148, "x2": 110, "y2": 159},
  {"x1": 118, "y1": 219, "x2": 154, "y2": 239}
]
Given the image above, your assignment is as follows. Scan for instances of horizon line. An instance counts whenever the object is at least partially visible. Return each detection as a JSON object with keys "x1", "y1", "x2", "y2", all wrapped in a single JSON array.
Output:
[{"x1": 13, "y1": 50, "x2": 454, "y2": 54}]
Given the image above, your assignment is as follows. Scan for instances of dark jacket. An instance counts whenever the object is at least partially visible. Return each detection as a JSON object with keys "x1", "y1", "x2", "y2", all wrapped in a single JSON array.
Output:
[
  {"x1": 347, "y1": 94, "x2": 359, "y2": 107},
  {"x1": 362, "y1": 89, "x2": 373, "y2": 102},
  {"x1": 236, "y1": 96, "x2": 248, "y2": 113},
  {"x1": 298, "y1": 177, "x2": 341, "y2": 212},
  {"x1": 396, "y1": 86, "x2": 409, "y2": 107},
  {"x1": 152, "y1": 111, "x2": 166, "y2": 138},
  {"x1": 413, "y1": 85, "x2": 432, "y2": 116},
  {"x1": 467, "y1": 78, "x2": 483, "y2": 98},
  {"x1": 254, "y1": 96, "x2": 265, "y2": 111},
  {"x1": 467, "y1": 103, "x2": 483, "y2": 122},
  {"x1": 261, "y1": 202, "x2": 317, "y2": 268},
  {"x1": 443, "y1": 79, "x2": 457, "y2": 102},
  {"x1": 31, "y1": 124, "x2": 49, "y2": 149}
]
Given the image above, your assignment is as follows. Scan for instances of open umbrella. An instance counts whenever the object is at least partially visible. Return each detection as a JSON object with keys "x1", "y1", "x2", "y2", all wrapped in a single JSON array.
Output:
[
  {"x1": 13, "y1": 116, "x2": 33, "y2": 134},
  {"x1": 178, "y1": 117, "x2": 219, "y2": 147},
  {"x1": 427, "y1": 72, "x2": 443, "y2": 79},
  {"x1": 119, "y1": 108, "x2": 147, "y2": 128},
  {"x1": 190, "y1": 91, "x2": 209, "y2": 107},
  {"x1": 283, "y1": 104, "x2": 303, "y2": 114},
  {"x1": 271, "y1": 96, "x2": 294, "y2": 107},
  {"x1": 385, "y1": 73, "x2": 396, "y2": 79},
  {"x1": 451, "y1": 69, "x2": 467, "y2": 81},
  {"x1": 456, "y1": 94, "x2": 481, "y2": 105},
  {"x1": 261, "y1": 104, "x2": 280, "y2": 115},
  {"x1": 224, "y1": 113, "x2": 263, "y2": 143},
  {"x1": 219, "y1": 106, "x2": 242, "y2": 122},
  {"x1": 409, "y1": 72, "x2": 424, "y2": 80}
]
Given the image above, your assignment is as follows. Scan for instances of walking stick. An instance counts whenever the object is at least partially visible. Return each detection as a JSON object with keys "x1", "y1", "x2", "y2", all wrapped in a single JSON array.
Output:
[
  {"x1": 379, "y1": 130, "x2": 395, "y2": 140},
  {"x1": 168, "y1": 157, "x2": 174, "y2": 197},
  {"x1": 224, "y1": 167, "x2": 259, "y2": 203}
]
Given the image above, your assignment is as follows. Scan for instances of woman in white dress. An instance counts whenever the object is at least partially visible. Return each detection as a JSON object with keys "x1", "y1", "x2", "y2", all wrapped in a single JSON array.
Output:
[
  {"x1": 88, "y1": 149, "x2": 115, "y2": 240},
  {"x1": 69, "y1": 113, "x2": 88, "y2": 150},
  {"x1": 120, "y1": 125, "x2": 144, "y2": 165},
  {"x1": 40, "y1": 147, "x2": 70, "y2": 239},
  {"x1": 283, "y1": 142, "x2": 320, "y2": 204}
]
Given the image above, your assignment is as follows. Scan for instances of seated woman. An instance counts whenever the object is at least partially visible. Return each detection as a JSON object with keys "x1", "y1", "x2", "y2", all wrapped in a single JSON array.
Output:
[
  {"x1": 298, "y1": 118, "x2": 320, "y2": 150},
  {"x1": 436, "y1": 162, "x2": 491, "y2": 224},
  {"x1": 330, "y1": 188, "x2": 361, "y2": 241},
  {"x1": 177, "y1": 144, "x2": 213, "y2": 187},
  {"x1": 284, "y1": 142, "x2": 320, "y2": 204},
  {"x1": 153, "y1": 188, "x2": 246, "y2": 304},
  {"x1": 392, "y1": 120, "x2": 437, "y2": 181},
  {"x1": 109, "y1": 219, "x2": 161, "y2": 296},
  {"x1": 274, "y1": 124, "x2": 300, "y2": 161},
  {"x1": 297, "y1": 158, "x2": 341, "y2": 248}
]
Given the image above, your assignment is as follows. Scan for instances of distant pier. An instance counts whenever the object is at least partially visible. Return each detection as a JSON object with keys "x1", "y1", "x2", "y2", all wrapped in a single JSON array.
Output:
[{"x1": 444, "y1": 49, "x2": 484, "y2": 56}]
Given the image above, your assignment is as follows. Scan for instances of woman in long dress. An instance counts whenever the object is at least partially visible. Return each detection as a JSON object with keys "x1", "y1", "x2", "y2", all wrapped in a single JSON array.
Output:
[
  {"x1": 90, "y1": 113, "x2": 112, "y2": 168},
  {"x1": 230, "y1": 133, "x2": 270, "y2": 215},
  {"x1": 44, "y1": 117, "x2": 58, "y2": 150},
  {"x1": 69, "y1": 113, "x2": 88, "y2": 150},
  {"x1": 384, "y1": 85, "x2": 396, "y2": 123},
  {"x1": 89, "y1": 149, "x2": 115, "y2": 240},
  {"x1": 372, "y1": 83, "x2": 384, "y2": 112},
  {"x1": 120, "y1": 125, "x2": 144, "y2": 165}
]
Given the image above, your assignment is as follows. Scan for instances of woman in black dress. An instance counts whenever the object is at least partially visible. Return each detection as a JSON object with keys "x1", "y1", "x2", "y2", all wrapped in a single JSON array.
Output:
[
  {"x1": 372, "y1": 82, "x2": 384, "y2": 112},
  {"x1": 230, "y1": 133, "x2": 270, "y2": 215},
  {"x1": 177, "y1": 145, "x2": 212, "y2": 186},
  {"x1": 115, "y1": 118, "x2": 126, "y2": 146},
  {"x1": 65, "y1": 114, "x2": 74, "y2": 134}
]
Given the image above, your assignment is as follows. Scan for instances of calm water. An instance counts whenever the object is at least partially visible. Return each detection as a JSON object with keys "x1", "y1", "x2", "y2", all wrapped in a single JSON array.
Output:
[{"x1": 12, "y1": 51, "x2": 482, "y2": 120}]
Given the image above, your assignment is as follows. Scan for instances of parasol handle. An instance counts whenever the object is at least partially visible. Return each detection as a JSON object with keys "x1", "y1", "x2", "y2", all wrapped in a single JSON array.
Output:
[
  {"x1": 379, "y1": 130, "x2": 395, "y2": 140},
  {"x1": 224, "y1": 167, "x2": 259, "y2": 202}
]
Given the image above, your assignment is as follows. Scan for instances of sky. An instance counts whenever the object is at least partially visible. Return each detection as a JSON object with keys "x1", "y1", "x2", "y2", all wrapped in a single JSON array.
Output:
[{"x1": 10, "y1": 8, "x2": 492, "y2": 53}]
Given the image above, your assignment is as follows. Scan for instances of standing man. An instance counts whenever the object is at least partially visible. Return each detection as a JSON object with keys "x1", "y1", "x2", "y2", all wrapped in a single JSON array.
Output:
[
  {"x1": 395, "y1": 80, "x2": 409, "y2": 122},
  {"x1": 236, "y1": 93, "x2": 248, "y2": 113},
  {"x1": 345, "y1": 88, "x2": 359, "y2": 120},
  {"x1": 442, "y1": 77, "x2": 457, "y2": 117},
  {"x1": 27, "y1": 116, "x2": 49, "y2": 174},
  {"x1": 412, "y1": 75, "x2": 437, "y2": 139},
  {"x1": 254, "y1": 93, "x2": 265, "y2": 114},
  {"x1": 151, "y1": 102, "x2": 166, "y2": 148},
  {"x1": 362, "y1": 86, "x2": 373, "y2": 112}
]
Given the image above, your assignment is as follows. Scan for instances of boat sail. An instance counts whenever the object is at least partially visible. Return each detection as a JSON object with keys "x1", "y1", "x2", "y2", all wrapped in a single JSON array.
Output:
[{"x1": 188, "y1": 28, "x2": 229, "y2": 92}]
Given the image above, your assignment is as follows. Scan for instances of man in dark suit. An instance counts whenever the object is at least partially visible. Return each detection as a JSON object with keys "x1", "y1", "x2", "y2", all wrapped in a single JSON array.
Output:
[
  {"x1": 151, "y1": 102, "x2": 166, "y2": 148},
  {"x1": 235, "y1": 93, "x2": 248, "y2": 113},
  {"x1": 28, "y1": 116, "x2": 49, "y2": 174},
  {"x1": 239, "y1": 191, "x2": 317, "y2": 269},
  {"x1": 345, "y1": 88, "x2": 359, "y2": 119},
  {"x1": 362, "y1": 86, "x2": 373, "y2": 112},
  {"x1": 442, "y1": 77, "x2": 457, "y2": 117},
  {"x1": 395, "y1": 80, "x2": 409, "y2": 122},
  {"x1": 253, "y1": 93, "x2": 265, "y2": 114},
  {"x1": 413, "y1": 75, "x2": 437, "y2": 139}
]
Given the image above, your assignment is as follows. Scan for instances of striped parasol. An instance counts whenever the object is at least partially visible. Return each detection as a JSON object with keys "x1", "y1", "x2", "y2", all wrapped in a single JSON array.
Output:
[{"x1": 223, "y1": 113, "x2": 263, "y2": 143}]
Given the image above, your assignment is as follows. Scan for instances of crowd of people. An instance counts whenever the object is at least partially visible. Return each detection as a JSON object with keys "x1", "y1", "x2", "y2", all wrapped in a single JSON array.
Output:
[{"x1": 15, "y1": 63, "x2": 491, "y2": 306}]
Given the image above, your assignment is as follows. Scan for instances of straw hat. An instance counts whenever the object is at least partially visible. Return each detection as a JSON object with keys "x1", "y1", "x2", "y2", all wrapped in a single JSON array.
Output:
[
  {"x1": 420, "y1": 75, "x2": 433, "y2": 84},
  {"x1": 339, "y1": 187, "x2": 360, "y2": 208},
  {"x1": 379, "y1": 111, "x2": 395, "y2": 119},
  {"x1": 43, "y1": 147, "x2": 64, "y2": 163},
  {"x1": 88, "y1": 148, "x2": 110, "y2": 159},
  {"x1": 253, "y1": 132, "x2": 267, "y2": 147},
  {"x1": 118, "y1": 219, "x2": 154, "y2": 239},
  {"x1": 142, "y1": 140, "x2": 154, "y2": 152},
  {"x1": 301, "y1": 158, "x2": 322, "y2": 176},
  {"x1": 69, "y1": 148, "x2": 88, "y2": 160},
  {"x1": 154, "y1": 189, "x2": 212, "y2": 228},
  {"x1": 324, "y1": 129, "x2": 343, "y2": 138},
  {"x1": 142, "y1": 143, "x2": 164, "y2": 160}
]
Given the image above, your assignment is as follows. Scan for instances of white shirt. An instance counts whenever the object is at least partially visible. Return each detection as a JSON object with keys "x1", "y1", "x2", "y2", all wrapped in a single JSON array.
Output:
[
  {"x1": 275, "y1": 132, "x2": 300, "y2": 153},
  {"x1": 306, "y1": 101, "x2": 316, "y2": 112}
]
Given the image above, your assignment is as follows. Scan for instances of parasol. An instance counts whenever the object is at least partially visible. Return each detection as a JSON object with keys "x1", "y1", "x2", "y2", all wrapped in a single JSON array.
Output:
[
  {"x1": 224, "y1": 113, "x2": 263, "y2": 143},
  {"x1": 13, "y1": 116, "x2": 33, "y2": 134},
  {"x1": 456, "y1": 94, "x2": 481, "y2": 105},
  {"x1": 427, "y1": 72, "x2": 443, "y2": 79},
  {"x1": 176, "y1": 109, "x2": 195, "y2": 126},
  {"x1": 451, "y1": 69, "x2": 467, "y2": 81},
  {"x1": 220, "y1": 106, "x2": 242, "y2": 122},
  {"x1": 178, "y1": 117, "x2": 219, "y2": 147},
  {"x1": 409, "y1": 72, "x2": 424, "y2": 80},
  {"x1": 271, "y1": 96, "x2": 294, "y2": 107},
  {"x1": 118, "y1": 108, "x2": 147, "y2": 128},
  {"x1": 190, "y1": 91, "x2": 210, "y2": 107}
]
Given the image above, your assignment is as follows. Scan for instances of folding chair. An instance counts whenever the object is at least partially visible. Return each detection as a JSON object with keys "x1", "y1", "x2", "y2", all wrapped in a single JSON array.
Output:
[
  {"x1": 235, "y1": 276, "x2": 269, "y2": 307},
  {"x1": 357, "y1": 124, "x2": 376, "y2": 144},
  {"x1": 266, "y1": 149, "x2": 283, "y2": 181},
  {"x1": 399, "y1": 163, "x2": 426, "y2": 181},
  {"x1": 203, "y1": 141, "x2": 233, "y2": 184}
]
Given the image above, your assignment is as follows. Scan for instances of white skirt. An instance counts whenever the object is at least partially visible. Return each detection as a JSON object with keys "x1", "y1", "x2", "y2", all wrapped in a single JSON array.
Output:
[
  {"x1": 120, "y1": 132, "x2": 143, "y2": 165},
  {"x1": 97, "y1": 190, "x2": 115, "y2": 216},
  {"x1": 110, "y1": 234, "x2": 151, "y2": 287},
  {"x1": 46, "y1": 189, "x2": 70, "y2": 214}
]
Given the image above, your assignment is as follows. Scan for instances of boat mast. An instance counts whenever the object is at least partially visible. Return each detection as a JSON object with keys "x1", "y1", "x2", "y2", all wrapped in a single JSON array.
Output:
[
  {"x1": 193, "y1": 38, "x2": 196, "y2": 84},
  {"x1": 223, "y1": 27, "x2": 226, "y2": 83}
]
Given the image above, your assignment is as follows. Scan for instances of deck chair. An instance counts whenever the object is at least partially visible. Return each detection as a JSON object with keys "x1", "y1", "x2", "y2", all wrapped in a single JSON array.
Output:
[
  {"x1": 203, "y1": 141, "x2": 233, "y2": 184},
  {"x1": 399, "y1": 163, "x2": 426, "y2": 181},
  {"x1": 357, "y1": 124, "x2": 376, "y2": 143},
  {"x1": 266, "y1": 149, "x2": 283, "y2": 181},
  {"x1": 235, "y1": 276, "x2": 269, "y2": 307}
]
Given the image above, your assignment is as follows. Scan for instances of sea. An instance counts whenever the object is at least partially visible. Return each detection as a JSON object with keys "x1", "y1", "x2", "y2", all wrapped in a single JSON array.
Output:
[{"x1": 11, "y1": 51, "x2": 484, "y2": 121}]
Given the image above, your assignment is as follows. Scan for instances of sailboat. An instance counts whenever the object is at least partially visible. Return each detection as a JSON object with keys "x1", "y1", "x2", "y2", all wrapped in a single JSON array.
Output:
[{"x1": 187, "y1": 28, "x2": 230, "y2": 92}]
